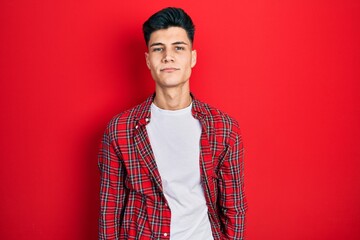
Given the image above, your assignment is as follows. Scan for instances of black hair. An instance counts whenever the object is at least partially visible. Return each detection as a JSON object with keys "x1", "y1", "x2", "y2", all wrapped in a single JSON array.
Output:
[{"x1": 142, "y1": 7, "x2": 195, "y2": 46}]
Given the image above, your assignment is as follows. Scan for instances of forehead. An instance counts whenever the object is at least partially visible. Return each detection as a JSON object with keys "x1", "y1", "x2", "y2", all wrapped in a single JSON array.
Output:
[{"x1": 148, "y1": 27, "x2": 191, "y2": 45}]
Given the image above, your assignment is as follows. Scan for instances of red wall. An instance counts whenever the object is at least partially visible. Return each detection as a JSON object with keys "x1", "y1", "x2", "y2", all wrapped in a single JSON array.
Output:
[{"x1": 1, "y1": 1, "x2": 359, "y2": 239}]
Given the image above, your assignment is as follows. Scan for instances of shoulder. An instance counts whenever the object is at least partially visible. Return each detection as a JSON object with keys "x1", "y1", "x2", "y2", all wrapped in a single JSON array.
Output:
[
  {"x1": 104, "y1": 98, "x2": 151, "y2": 139},
  {"x1": 197, "y1": 100, "x2": 241, "y2": 134},
  {"x1": 105, "y1": 109, "x2": 132, "y2": 132},
  {"x1": 195, "y1": 99, "x2": 242, "y2": 148},
  {"x1": 107, "y1": 104, "x2": 139, "y2": 127}
]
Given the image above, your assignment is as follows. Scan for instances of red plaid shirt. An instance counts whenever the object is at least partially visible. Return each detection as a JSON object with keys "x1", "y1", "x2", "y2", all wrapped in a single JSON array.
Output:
[{"x1": 98, "y1": 94, "x2": 247, "y2": 239}]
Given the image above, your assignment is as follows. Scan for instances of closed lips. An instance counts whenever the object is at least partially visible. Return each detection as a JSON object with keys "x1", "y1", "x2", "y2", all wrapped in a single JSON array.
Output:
[{"x1": 160, "y1": 67, "x2": 180, "y2": 71}]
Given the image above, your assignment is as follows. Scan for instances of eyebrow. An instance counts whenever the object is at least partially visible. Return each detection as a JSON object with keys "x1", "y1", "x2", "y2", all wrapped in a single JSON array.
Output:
[
  {"x1": 172, "y1": 41, "x2": 188, "y2": 45},
  {"x1": 149, "y1": 41, "x2": 188, "y2": 48}
]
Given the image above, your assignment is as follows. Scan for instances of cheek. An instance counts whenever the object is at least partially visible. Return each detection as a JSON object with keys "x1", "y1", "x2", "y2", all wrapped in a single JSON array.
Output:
[
  {"x1": 149, "y1": 57, "x2": 162, "y2": 70},
  {"x1": 182, "y1": 63, "x2": 192, "y2": 77},
  {"x1": 147, "y1": 60, "x2": 156, "y2": 71}
]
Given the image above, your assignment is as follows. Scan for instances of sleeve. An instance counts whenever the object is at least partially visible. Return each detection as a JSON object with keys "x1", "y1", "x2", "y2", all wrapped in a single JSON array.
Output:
[
  {"x1": 218, "y1": 122, "x2": 247, "y2": 239},
  {"x1": 98, "y1": 125, "x2": 127, "y2": 239}
]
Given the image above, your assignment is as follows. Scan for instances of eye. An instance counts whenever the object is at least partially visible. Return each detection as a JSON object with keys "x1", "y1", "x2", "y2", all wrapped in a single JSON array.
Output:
[
  {"x1": 152, "y1": 47, "x2": 163, "y2": 52},
  {"x1": 175, "y1": 46, "x2": 185, "y2": 51}
]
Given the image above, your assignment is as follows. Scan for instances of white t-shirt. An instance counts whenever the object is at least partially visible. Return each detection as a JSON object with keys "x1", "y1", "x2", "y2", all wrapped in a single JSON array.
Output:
[{"x1": 146, "y1": 102, "x2": 214, "y2": 240}]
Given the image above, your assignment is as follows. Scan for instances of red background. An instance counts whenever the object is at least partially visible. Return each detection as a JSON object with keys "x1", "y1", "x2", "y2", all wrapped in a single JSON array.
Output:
[{"x1": 1, "y1": 1, "x2": 359, "y2": 239}]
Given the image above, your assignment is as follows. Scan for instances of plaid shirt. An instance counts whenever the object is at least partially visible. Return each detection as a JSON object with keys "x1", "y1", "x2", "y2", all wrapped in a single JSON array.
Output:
[{"x1": 98, "y1": 94, "x2": 247, "y2": 239}]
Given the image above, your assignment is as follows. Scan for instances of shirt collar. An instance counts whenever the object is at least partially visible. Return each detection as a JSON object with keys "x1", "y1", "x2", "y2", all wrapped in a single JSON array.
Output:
[
  {"x1": 191, "y1": 93, "x2": 210, "y2": 119},
  {"x1": 134, "y1": 92, "x2": 210, "y2": 122}
]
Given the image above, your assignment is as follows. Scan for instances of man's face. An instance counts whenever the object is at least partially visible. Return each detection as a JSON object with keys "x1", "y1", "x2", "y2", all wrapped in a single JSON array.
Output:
[{"x1": 145, "y1": 27, "x2": 197, "y2": 89}]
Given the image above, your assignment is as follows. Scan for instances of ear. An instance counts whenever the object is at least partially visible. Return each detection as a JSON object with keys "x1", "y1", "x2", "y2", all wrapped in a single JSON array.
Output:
[
  {"x1": 191, "y1": 49, "x2": 197, "y2": 68},
  {"x1": 145, "y1": 52, "x2": 150, "y2": 69}
]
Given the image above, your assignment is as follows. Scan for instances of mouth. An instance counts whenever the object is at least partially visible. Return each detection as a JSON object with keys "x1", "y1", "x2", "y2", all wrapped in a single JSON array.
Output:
[{"x1": 160, "y1": 67, "x2": 180, "y2": 73}]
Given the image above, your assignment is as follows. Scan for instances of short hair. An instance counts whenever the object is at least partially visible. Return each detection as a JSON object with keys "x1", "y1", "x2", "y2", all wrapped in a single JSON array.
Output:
[{"x1": 142, "y1": 7, "x2": 195, "y2": 46}]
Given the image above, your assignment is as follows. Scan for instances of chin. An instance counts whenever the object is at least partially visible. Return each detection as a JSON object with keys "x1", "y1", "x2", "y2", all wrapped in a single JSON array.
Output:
[{"x1": 157, "y1": 78, "x2": 187, "y2": 88}]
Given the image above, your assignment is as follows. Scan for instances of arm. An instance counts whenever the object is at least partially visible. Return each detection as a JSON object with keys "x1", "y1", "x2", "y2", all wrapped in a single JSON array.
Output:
[
  {"x1": 98, "y1": 126, "x2": 127, "y2": 239},
  {"x1": 218, "y1": 122, "x2": 247, "y2": 239}
]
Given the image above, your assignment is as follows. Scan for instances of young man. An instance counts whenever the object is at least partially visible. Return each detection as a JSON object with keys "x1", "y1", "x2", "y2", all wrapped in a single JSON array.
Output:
[{"x1": 98, "y1": 7, "x2": 247, "y2": 240}]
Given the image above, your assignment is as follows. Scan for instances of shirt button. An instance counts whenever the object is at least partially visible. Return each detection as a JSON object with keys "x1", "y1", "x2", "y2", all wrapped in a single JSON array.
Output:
[
  {"x1": 145, "y1": 118, "x2": 150, "y2": 122},
  {"x1": 135, "y1": 125, "x2": 139, "y2": 129},
  {"x1": 163, "y1": 233, "x2": 168, "y2": 237}
]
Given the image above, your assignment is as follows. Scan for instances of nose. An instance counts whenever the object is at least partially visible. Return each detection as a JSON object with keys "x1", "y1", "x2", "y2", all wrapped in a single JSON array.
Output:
[{"x1": 162, "y1": 50, "x2": 174, "y2": 63}]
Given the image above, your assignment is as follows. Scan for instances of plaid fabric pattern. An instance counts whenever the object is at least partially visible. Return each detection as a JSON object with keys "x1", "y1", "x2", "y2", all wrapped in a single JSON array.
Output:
[{"x1": 98, "y1": 94, "x2": 247, "y2": 239}]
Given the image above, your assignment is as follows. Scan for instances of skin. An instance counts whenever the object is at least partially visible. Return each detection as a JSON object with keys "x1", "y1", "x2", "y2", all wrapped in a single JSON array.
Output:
[{"x1": 145, "y1": 27, "x2": 197, "y2": 110}]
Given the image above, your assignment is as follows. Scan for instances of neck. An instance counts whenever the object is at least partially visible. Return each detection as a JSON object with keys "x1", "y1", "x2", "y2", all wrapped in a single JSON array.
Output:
[{"x1": 154, "y1": 86, "x2": 192, "y2": 110}]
